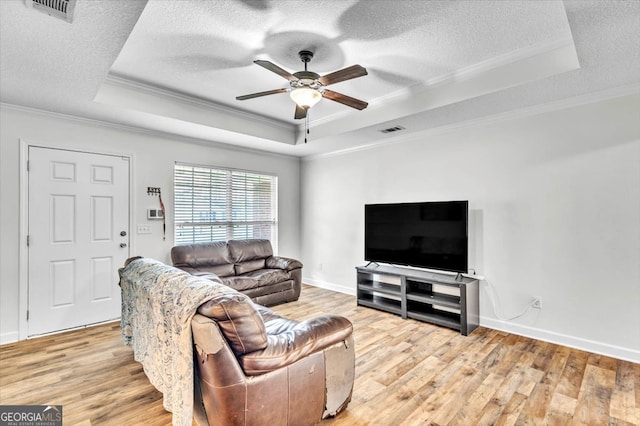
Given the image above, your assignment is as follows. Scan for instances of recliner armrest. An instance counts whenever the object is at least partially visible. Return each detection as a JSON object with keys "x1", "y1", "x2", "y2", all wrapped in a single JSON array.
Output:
[
  {"x1": 239, "y1": 315, "x2": 352, "y2": 375},
  {"x1": 266, "y1": 256, "x2": 303, "y2": 271},
  {"x1": 191, "y1": 314, "x2": 224, "y2": 355}
]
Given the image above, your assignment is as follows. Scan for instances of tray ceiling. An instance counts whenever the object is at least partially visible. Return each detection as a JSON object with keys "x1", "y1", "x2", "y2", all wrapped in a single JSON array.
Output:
[{"x1": 1, "y1": 0, "x2": 639, "y2": 157}]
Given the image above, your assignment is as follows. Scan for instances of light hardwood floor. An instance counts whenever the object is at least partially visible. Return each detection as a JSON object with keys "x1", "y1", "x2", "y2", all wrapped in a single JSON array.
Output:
[{"x1": 1, "y1": 285, "x2": 638, "y2": 425}]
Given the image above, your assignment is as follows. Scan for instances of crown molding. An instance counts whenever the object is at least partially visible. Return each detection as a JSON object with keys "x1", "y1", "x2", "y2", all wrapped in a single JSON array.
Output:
[
  {"x1": 307, "y1": 37, "x2": 578, "y2": 130},
  {"x1": 104, "y1": 73, "x2": 294, "y2": 131},
  {"x1": 383, "y1": 37, "x2": 578, "y2": 106},
  {"x1": 300, "y1": 35, "x2": 581, "y2": 145},
  {"x1": 0, "y1": 102, "x2": 300, "y2": 160},
  {"x1": 303, "y1": 83, "x2": 640, "y2": 161},
  {"x1": 4, "y1": 82, "x2": 638, "y2": 162}
]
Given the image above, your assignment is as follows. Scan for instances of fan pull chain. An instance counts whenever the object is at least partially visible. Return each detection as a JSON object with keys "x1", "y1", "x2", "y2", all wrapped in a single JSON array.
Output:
[{"x1": 304, "y1": 112, "x2": 310, "y2": 143}]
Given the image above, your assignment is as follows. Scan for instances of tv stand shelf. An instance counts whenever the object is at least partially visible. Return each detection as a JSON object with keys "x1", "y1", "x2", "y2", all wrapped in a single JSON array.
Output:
[{"x1": 356, "y1": 264, "x2": 479, "y2": 335}]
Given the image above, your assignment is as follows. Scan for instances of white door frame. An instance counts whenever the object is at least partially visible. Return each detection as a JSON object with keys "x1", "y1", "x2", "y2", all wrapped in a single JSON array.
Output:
[{"x1": 18, "y1": 138, "x2": 136, "y2": 341}]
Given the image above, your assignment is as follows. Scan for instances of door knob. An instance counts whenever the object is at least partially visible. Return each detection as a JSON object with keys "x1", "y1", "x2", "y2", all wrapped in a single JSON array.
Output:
[
  {"x1": 120, "y1": 231, "x2": 127, "y2": 237},
  {"x1": 120, "y1": 243, "x2": 127, "y2": 248}
]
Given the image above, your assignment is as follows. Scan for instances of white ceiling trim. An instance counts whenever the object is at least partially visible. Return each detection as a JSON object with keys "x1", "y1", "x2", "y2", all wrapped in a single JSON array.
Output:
[
  {"x1": 95, "y1": 74, "x2": 296, "y2": 146},
  {"x1": 0, "y1": 102, "x2": 299, "y2": 160},
  {"x1": 304, "y1": 36, "x2": 579, "y2": 135},
  {"x1": 99, "y1": 32, "x2": 580, "y2": 150},
  {"x1": 2, "y1": 0, "x2": 638, "y2": 158},
  {"x1": 101, "y1": 73, "x2": 293, "y2": 130},
  {"x1": 355, "y1": 37, "x2": 578, "y2": 117},
  {"x1": 301, "y1": 39, "x2": 581, "y2": 145},
  {"x1": 302, "y1": 83, "x2": 640, "y2": 161}
]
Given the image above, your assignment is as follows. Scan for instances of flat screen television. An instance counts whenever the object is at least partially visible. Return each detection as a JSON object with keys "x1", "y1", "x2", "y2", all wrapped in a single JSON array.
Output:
[{"x1": 364, "y1": 201, "x2": 468, "y2": 273}]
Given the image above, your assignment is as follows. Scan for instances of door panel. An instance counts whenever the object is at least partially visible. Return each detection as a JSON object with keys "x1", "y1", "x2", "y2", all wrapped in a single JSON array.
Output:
[{"x1": 28, "y1": 146, "x2": 130, "y2": 336}]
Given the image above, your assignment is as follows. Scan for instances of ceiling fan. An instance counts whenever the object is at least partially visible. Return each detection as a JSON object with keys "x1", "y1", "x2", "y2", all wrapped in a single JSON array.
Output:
[{"x1": 236, "y1": 50, "x2": 368, "y2": 120}]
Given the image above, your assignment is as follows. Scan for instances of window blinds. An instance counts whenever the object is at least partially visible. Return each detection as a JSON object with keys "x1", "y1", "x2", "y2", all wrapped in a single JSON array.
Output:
[{"x1": 174, "y1": 164, "x2": 277, "y2": 245}]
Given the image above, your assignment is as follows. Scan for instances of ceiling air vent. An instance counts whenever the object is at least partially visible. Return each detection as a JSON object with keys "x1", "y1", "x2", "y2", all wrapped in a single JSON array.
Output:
[
  {"x1": 379, "y1": 125, "x2": 405, "y2": 134},
  {"x1": 27, "y1": 0, "x2": 77, "y2": 23}
]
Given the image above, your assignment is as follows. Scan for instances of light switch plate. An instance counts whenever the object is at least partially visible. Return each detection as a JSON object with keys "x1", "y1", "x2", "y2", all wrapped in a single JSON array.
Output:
[{"x1": 137, "y1": 224, "x2": 152, "y2": 234}]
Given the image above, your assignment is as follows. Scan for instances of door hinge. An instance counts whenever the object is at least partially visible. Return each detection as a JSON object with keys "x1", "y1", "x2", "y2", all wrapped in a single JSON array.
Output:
[
  {"x1": 26, "y1": 235, "x2": 30, "y2": 246},
  {"x1": 27, "y1": 310, "x2": 29, "y2": 321},
  {"x1": 26, "y1": 160, "x2": 30, "y2": 172}
]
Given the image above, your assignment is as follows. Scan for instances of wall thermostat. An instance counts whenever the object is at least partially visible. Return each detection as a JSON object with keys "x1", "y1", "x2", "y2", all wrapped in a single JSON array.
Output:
[{"x1": 147, "y1": 208, "x2": 164, "y2": 220}]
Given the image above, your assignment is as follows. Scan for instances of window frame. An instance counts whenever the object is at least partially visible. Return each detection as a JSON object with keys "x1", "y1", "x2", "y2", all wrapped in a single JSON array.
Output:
[{"x1": 173, "y1": 162, "x2": 278, "y2": 249}]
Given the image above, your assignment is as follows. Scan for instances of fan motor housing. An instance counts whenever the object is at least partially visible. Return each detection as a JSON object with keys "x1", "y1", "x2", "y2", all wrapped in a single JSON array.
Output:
[
  {"x1": 292, "y1": 71, "x2": 322, "y2": 89},
  {"x1": 293, "y1": 71, "x2": 321, "y2": 80}
]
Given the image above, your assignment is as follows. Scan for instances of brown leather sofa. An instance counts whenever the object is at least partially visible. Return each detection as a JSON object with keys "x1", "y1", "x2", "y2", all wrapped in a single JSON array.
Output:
[
  {"x1": 119, "y1": 256, "x2": 354, "y2": 425},
  {"x1": 192, "y1": 289, "x2": 355, "y2": 426},
  {"x1": 171, "y1": 239, "x2": 302, "y2": 306}
]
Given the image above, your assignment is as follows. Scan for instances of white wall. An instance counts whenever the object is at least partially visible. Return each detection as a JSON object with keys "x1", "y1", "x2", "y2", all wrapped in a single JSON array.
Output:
[
  {"x1": 0, "y1": 105, "x2": 301, "y2": 343},
  {"x1": 3, "y1": 94, "x2": 639, "y2": 362},
  {"x1": 301, "y1": 93, "x2": 640, "y2": 362}
]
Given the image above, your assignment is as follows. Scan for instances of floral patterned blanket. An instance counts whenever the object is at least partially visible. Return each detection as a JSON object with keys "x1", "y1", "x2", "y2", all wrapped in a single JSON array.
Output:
[{"x1": 119, "y1": 257, "x2": 224, "y2": 425}]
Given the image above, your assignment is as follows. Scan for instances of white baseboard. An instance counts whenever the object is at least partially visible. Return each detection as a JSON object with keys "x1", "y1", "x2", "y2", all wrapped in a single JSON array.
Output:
[
  {"x1": 303, "y1": 277, "x2": 356, "y2": 296},
  {"x1": 300, "y1": 280, "x2": 639, "y2": 363},
  {"x1": 0, "y1": 331, "x2": 19, "y2": 345},
  {"x1": 481, "y1": 316, "x2": 640, "y2": 364}
]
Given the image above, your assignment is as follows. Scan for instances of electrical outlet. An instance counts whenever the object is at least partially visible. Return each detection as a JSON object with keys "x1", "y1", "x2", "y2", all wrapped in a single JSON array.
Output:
[{"x1": 532, "y1": 297, "x2": 542, "y2": 309}]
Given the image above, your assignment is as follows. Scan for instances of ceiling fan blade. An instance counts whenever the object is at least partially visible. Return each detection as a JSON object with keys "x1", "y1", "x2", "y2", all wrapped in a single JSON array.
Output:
[
  {"x1": 236, "y1": 88, "x2": 287, "y2": 101},
  {"x1": 294, "y1": 104, "x2": 308, "y2": 120},
  {"x1": 254, "y1": 60, "x2": 297, "y2": 81},
  {"x1": 318, "y1": 65, "x2": 368, "y2": 86},
  {"x1": 322, "y1": 89, "x2": 368, "y2": 110}
]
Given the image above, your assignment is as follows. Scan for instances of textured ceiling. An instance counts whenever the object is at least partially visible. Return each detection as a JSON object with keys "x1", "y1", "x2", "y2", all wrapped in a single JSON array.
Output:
[
  {"x1": 108, "y1": 0, "x2": 571, "y2": 122},
  {"x1": 1, "y1": 0, "x2": 639, "y2": 157}
]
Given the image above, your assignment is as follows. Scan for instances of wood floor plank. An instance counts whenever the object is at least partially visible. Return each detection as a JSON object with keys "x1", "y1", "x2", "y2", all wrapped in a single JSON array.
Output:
[
  {"x1": 556, "y1": 349, "x2": 589, "y2": 400},
  {"x1": 573, "y1": 364, "x2": 617, "y2": 424},
  {"x1": 1, "y1": 284, "x2": 638, "y2": 425},
  {"x1": 451, "y1": 372, "x2": 504, "y2": 425},
  {"x1": 495, "y1": 391, "x2": 528, "y2": 426},
  {"x1": 611, "y1": 360, "x2": 639, "y2": 423},
  {"x1": 636, "y1": 362, "x2": 640, "y2": 414}
]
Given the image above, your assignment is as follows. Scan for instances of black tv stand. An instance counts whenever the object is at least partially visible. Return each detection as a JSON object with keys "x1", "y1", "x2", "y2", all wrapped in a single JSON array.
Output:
[
  {"x1": 364, "y1": 261, "x2": 380, "y2": 268},
  {"x1": 356, "y1": 264, "x2": 479, "y2": 335}
]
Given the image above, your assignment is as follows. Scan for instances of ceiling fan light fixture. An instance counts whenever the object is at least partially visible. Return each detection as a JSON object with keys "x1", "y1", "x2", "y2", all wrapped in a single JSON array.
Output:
[
  {"x1": 290, "y1": 87, "x2": 322, "y2": 109},
  {"x1": 236, "y1": 49, "x2": 368, "y2": 122}
]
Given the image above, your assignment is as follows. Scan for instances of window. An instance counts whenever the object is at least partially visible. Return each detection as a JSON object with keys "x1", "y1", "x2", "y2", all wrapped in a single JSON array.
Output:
[{"x1": 174, "y1": 163, "x2": 278, "y2": 246}]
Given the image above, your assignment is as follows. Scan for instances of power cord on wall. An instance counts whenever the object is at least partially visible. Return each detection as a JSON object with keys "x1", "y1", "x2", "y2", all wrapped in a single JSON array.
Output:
[{"x1": 484, "y1": 279, "x2": 536, "y2": 321}]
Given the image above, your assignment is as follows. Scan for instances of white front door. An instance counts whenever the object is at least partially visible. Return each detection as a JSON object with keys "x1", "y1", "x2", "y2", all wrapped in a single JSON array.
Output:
[{"x1": 27, "y1": 146, "x2": 130, "y2": 336}]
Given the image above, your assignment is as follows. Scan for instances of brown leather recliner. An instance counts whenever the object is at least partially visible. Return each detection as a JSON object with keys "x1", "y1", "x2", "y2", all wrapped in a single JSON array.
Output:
[
  {"x1": 172, "y1": 239, "x2": 302, "y2": 307},
  {"x1": 191, "y1": 290, "x2": 355, "y2": 426}
]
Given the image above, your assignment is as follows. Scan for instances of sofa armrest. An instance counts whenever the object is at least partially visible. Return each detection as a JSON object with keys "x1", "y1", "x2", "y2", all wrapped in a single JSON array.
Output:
[
  {"x1": 266, "y1": 256, "x2": 303, "y2": 271},
  {"x1": 192, "y1": 314, "x2": 224, "y2": 355},
  {"x1": 239, "y1": 315, "x2": 352, "y2": 375}
]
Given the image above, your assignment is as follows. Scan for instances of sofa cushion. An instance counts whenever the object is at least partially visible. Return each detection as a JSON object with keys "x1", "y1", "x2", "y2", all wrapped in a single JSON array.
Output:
[
  {"x1": 171, "y1": 242, "x2": 232, "y2": 268},
  {"x1": 235, "y1": 258, "x2": 266, "y2": 275},
  {"x1": 240, "y1": 269, "x2": 290, "y2": 286},
  {"x1": 221, "y1": 276, "x2": 264, "y2": 292},
  {"x1": 197, "y1": 292, "x2": 268, "y2": 356},
  {"x1": 190, "y1": 264, "x2": 235, "y2": 278},
  {"x1": 241, "y1": 281, "x2": 293, "y2": 299},
  {"x1": 189, "y1": 271, "x2": 224, "y2": 283},
  {"x1": 228, "y1": 239, "x2": 273, "y2": 263}
]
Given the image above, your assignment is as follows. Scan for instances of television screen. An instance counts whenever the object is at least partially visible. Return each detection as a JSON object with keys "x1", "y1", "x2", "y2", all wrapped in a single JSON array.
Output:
[{"x1": 365, "y1": 201, "x2": 468, "y2": 273}]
